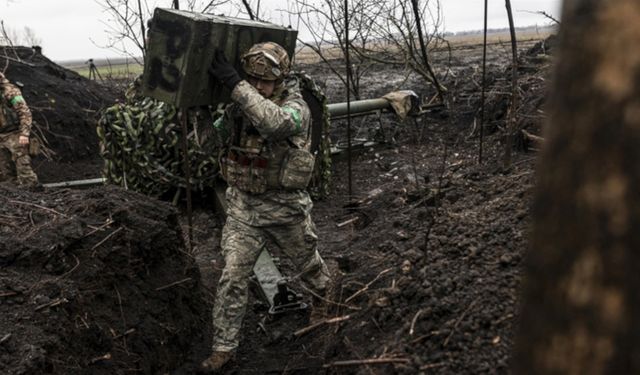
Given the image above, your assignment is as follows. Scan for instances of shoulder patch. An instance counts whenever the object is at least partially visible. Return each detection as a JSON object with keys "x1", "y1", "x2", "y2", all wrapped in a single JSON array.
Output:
[
  {"x1": 9, "y1": 95, "x2": 25, "y2": 106},
  {"x1": 282, "y1": 106, "x2": 302, "y2": 131}
]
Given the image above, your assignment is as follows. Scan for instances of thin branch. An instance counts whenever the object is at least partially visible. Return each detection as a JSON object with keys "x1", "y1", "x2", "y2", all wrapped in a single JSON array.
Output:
[
  {"x1": 155, "y1": 277, "x2": 192, "y2": 291},
  {"x1": 521, "y1": 10, "x2": 560, "y2": 25},
  {"x1": 298, "y1": 283, "x2": 362, "y2": 311},
  {"x1": 241, "y1": 0, "x2": 255, "y2": 20},
  {"x1": 324, "y1": 358, "x2": 411, "y2": 368},
  {"x1": 294, "y1": 314, "x2": 351, "y2": 337},
  {"x1": 345, "y1": 268, "x2": 393, "y2": 303},
  {"x1": 91, "y1": 227, "x2": 124, "y2": 255}
]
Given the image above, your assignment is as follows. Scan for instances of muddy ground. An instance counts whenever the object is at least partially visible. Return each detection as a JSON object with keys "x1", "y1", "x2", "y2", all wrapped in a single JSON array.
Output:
[
  {"x1": 0, "y1": 34, "x2": 553, "y2": 374},
  {"x1": 191, "y1": 37, "x2": 551, "y2": 374}
]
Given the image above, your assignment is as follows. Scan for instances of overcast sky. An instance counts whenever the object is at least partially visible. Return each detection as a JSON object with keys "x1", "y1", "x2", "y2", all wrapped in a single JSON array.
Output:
[{"x1": 2, "y1": 0, "x2": 562, "y2": 62}]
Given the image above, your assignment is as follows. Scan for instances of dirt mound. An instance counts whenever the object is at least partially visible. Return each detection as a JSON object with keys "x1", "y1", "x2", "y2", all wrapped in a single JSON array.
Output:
[
  {"x1": 296, "y1": 37, "x2": 545, "y2": 374},
  {"x1": 316, "y1": 138, "x2": 533, "y2": 373},
  {"x1": 0, "y1": 185, "x2": 209, "y2": 374},
  {"x1": 1, "y1": 47, "x2": 119, "y2": 168},
  {"x1": 446, "y1": 35, "x2": 553, "y2": 149}
]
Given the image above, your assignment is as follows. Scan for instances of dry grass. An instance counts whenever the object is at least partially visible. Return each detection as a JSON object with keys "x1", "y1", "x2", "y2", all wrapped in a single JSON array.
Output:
[
  {"x1": 64, "y1": 29, "x2": 553, "y2": 78},
  {"x1": 73, "y1": 63, "x2": 143, "y2": 80},
  {"x1": 293, "y1": 29, "x2": 553, "y2": 64}
]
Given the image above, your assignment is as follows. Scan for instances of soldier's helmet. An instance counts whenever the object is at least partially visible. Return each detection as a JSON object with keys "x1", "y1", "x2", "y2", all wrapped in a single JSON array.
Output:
[{"x1": 240, "y1": 42, "x2": 290, "y2": 82}]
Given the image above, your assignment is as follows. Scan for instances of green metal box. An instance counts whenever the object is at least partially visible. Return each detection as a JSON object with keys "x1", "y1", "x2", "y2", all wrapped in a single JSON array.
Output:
[{"x1": 142, "y1": 8, "x2": 298, "y2": 108}]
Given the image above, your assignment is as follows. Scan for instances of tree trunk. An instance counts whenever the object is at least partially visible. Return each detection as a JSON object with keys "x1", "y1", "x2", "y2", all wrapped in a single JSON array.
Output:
[
  {"x1": 513, "y1": 1, "x2": 640, "y2": 374},
  {"x1": 503, "y1": 0, "x2": 517, "y2": 169}
]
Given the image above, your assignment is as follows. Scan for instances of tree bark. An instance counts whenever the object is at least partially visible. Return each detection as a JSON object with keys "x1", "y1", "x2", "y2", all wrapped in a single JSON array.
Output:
[{"x1": 514, "y1": 1, "x2": 640, "y2": 374}]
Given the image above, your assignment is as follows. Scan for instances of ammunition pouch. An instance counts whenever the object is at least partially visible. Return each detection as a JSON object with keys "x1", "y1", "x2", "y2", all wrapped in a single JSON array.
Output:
[
  {"x1": 279, "y1": 148, "x2": 315, "y2": 190},
  {"x1": 221, "y1": 150, "x2": 268, "y2": 194},
  {"x1": 221, "y1": 147, "x2": 314, "y2": 193},
  {"x1": 222, "y1": 114, "x2": 314, "y2": 193},
  {"x1": 239, "y1": 132, "x2": 264, "y2": 154},
  {"x1": 0, "y1": 104, "x2": 19, "y2": 134}
]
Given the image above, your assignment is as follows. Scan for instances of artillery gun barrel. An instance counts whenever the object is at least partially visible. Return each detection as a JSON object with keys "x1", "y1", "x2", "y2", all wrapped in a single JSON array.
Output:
[
  {"x1": 327, "y1": 98, "x2": 391, "y2": 119},
  {"x1": 42, "y1": 178, "x2": 106, "y2": 189}
]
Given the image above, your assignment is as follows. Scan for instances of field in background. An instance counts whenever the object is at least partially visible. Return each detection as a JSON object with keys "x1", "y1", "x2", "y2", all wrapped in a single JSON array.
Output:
[
  {"x1": 61, "y1": 26, "x2": 554, "y2": 79},
  {"x1": 62, "y1": 57, "x2": 143, "y2": 80},
  {"x1": 296, "y1": 26, "x2": 554, "y2": 64}
]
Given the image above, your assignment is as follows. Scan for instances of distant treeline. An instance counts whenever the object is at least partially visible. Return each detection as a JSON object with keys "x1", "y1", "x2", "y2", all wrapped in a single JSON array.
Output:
[{"x1": 449, "y1": 25, "x2": 557, "y2": 37}]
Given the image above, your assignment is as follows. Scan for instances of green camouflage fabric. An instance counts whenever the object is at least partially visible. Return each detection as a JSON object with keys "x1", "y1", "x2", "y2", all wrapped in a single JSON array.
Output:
[
  {"x1": 0, "y1": 131, "x2": 38, "y2": 186},
  {"x1": 0, "y1": 73, "x2": 33, "y2": 137},
  {"x1": 212, "y1": 216, "x2": 329, "y2": 351},
  {"x1": 211, "y1": 77, "x2": 330, "y2": 352}
]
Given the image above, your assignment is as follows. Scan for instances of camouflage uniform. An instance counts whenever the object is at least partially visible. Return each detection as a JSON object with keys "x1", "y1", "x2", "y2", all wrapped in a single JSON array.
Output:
[
  {"x1": 211, "y1": 78, "x2": 330, "y2": 352},
  {"x1": 0, "y1": 72, "x2": 38, "y2": 186}
]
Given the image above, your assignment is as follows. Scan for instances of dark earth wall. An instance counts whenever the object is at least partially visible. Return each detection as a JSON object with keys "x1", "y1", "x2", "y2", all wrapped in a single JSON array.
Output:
[
  {"x1": 1, "y1": 47, "x2": 118, "y2": 162},
  {"x1": 0, "y1": 186, "x2": 209, "y2": 374}
]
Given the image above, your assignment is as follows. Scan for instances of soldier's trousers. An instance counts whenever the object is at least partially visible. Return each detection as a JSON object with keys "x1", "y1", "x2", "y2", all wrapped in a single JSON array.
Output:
[
  {"x1": 212, "y1": 215, "x2": 330, "y2": 352},
  {"x1": 0, "y1": 132, "x2": 38, "y2": 186}
]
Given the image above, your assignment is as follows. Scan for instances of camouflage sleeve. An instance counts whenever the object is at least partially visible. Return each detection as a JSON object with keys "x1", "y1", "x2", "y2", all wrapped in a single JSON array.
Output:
[
  {"x1": 230, "y1": 80, "x2": 310, "y2": 141},
  {"x1": 2, "y1": 83, "x2": 32, "y2": 137}
]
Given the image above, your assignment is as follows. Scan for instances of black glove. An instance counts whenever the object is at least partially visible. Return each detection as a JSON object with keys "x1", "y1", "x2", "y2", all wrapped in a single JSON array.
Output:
[{"x1": 209, "y1": 49, "x2": 242, "y2": 91}]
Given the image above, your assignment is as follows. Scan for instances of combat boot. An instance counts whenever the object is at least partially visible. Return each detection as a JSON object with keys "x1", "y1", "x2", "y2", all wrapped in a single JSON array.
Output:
[{"x1": 200, "y1": 351, "x2": 234, "y2": 373}]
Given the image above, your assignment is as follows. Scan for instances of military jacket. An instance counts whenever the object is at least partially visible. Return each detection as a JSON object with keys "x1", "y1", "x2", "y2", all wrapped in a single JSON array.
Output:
[
  {"x1": 0, "y1": 74, "x2": 32, "y2": 136},
  {"x1": 215, "y1": 77, "x2": 314, "y2": 227}
]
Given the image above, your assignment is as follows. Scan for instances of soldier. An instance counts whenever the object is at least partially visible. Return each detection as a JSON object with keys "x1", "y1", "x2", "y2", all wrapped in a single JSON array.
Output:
[
  {"x1": 0, "y1": 72, "x2": 38, "y2": 186},
  {"x1": 201, "y1": 42, "x2": 330, "y2": 372}
]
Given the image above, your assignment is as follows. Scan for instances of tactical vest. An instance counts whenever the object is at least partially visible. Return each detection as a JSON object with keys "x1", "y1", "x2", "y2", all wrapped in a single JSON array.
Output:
[
  {"x1": 220, "y1": 94, "x2": 315, "y2": 194},
  {"x1": 0, "y1": 96, "x2": 19, "y2": 134}
]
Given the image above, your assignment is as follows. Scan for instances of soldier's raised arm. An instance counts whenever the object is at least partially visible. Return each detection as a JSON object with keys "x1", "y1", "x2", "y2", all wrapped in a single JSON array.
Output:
[
  {"x1": 230, "y1": 80, "x2": 310, "y2": 140},
  {"x1": 208, "y1": 44, "x2": 308, "y2": 141}
]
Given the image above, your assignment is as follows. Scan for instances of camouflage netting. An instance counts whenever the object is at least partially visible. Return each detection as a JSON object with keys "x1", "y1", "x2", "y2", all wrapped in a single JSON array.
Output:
[
  {"x1": 97, "y1": 74, "x2": 332, "y2": 199},
  {"x1": 97, "y1": 79, "x2": 220, "y2": 198}
]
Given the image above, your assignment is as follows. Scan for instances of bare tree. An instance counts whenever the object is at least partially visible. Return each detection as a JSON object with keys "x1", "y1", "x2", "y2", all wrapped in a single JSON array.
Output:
[
  {"x1": 503, "y1": 0, "x2": 518, "y2": 168},
  {"x1": 290, "y1": 0, "x2": 446, "y2": 100},
  {"x1": 0, "y1": 21, "x2": 41, "y2": 47},
  {"x1": 354, "y1": 0, "x2": 447, "y2": 99},
  {"x1": 241, "y1": 0, "x2": 255, "y2": 19},
  {"x1": 22, "y1": 26, "x2": 41, "y2": 46},
  {"x1": 0, "y1": 20, "x2": 22, "y2": 70},
  {"x1": 291, "y1": 0, "x2": 377, "y2": 100},
  {"x1": 98, "y1": 0, "x2": 151, "y2": 63},
  {"x1": 0, "y1": 20, "x2": 17, "y2": 45},
  {"x1": 96, "y1": 0, "x2": 231, "y2": 63},
  {"x1": 220, "y1": 0, "x2": 259, "y2": 20}
]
